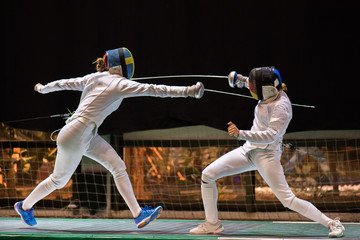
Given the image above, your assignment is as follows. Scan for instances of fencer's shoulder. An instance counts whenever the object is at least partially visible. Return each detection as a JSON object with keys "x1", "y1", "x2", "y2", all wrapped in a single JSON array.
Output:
[
  {"x1": 91, "y1": 71, "x2": 110, "y2": 77},
  {"x1": 85, "y1": 71, "x2": 121, "y2": 80},
  {"x1": 277, "y1": 91, "x2": 291, "y2": 105},
  {"x1": 275, "y1": 92, "x2": 292, "y2": 113},
  {"x1": 82, "y1": 72, "x2": 104, "y2": 79},
  {"x1": 102, "y1": 71, "x2": 129, "y2": 80}
]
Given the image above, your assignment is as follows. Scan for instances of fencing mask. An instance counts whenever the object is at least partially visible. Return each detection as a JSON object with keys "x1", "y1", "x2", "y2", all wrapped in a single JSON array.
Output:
[
  {"x1": 104, "y1": 47, "x2": 134, "y2": 79},
  {"x1": 248, "y1": 66, "x2": 282, "y2": 101}
]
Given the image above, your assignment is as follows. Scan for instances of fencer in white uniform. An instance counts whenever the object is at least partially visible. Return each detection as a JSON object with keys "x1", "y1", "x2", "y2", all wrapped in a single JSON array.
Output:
[
  {"x1": 14, "y1": 47, "x2": 204, "y2": 229},
  {"x1": 189, "y1": 67, "x2": 345, "y2": 238}
]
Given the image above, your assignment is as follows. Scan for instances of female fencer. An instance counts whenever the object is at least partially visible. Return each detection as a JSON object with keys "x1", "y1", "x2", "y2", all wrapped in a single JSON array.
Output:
[
  {"x1": 189, "y1": 67, "x2": 345, "y2": 238},
  {"x1": 14, "y1": 47, "x2": 204, "y2": 229}
]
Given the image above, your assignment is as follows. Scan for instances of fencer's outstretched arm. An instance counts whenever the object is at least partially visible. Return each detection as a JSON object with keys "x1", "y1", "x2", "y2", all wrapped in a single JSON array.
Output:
[
  {"x1": 115, "y1": 79, "x2": 204, "y2": 99},
  {"x1": 34, "y1": 74, "x2": 93, "y2": 94}
]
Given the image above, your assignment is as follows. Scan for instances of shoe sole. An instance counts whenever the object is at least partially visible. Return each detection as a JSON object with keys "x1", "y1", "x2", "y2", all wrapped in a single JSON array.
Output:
[
  {"x1": 329, "y1": 231, "x2": 344, "y2": 238},
  {"x1": 14, "y1": 202, "x2": 37, "y2": 227},
  {"x1": 329, "y1": 233, "x2": 344, "y2": 238},
  {"x1": 137, "y1": 206, "x2": 163, "y2": 229},
  {"x1": 190, "y1": 226, "x2": 224, "y2": 234}
]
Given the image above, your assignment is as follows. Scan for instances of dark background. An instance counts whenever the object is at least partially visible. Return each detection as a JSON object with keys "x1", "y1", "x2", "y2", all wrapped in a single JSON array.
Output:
[{"x1": 2, "y1": 0, "x2": 358, "y2": 134}]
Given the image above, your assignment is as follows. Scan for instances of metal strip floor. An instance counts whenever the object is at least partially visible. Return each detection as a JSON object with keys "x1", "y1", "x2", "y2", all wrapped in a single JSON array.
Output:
[{"x1": 0, "y1": 218, "x2": 359, "y2": 240}]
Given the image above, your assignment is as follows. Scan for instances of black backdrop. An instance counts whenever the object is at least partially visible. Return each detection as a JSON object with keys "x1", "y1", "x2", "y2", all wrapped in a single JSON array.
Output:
[{"x1": 2, "y1": 0, "x2": 359, "y2": 134}]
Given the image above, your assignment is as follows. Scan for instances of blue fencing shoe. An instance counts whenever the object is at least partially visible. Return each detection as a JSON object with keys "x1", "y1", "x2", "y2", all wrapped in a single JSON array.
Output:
[
  {"x1": 134, "y1": 205, "x2": 162, "y2": 229},
  {"x1": 14, "y1": 201, "x2": 37, "y2": 227}
]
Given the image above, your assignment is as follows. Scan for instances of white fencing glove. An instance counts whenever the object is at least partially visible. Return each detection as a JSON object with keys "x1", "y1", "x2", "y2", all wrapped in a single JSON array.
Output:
[
  {"x1": 228, "y1": 71, "x2": 249, "y2": 89},
  {"x1": 188, "y1": 82, "x2": 204, "y2": 99}
]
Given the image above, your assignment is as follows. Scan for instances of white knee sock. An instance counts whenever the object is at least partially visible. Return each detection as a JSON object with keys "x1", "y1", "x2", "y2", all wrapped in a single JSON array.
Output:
[
  {"x1": 201, "y1": 180, "x2": 219, "y2": 224},
  {"x1": 22, "y1": 176, "x2": 56, "y2": 210},
  {"x1": 113, "y1": 173, "x2": 141, "y2": 218}
]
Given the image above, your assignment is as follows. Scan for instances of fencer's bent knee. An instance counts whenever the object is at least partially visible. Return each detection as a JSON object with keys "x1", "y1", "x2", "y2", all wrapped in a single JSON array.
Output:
[
  {"x1": 106, "y1": 159, "x2": 127, "y2": 179},
  {"x1": 112, "y1": 168, "x2": 128, "y2": 179},
  {"x1": 201, "y1": 173, "x2": 216, "y2": 187},
  {"x1": 202, "y1": 166, "x2": 217, "y2": 181},
  {"x1": 49, "y1": 173, "x2": 71, "y2": 189}
]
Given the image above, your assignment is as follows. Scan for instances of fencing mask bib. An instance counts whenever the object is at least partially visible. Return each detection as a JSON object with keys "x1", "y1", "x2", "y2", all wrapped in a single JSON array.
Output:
[
  {"x1": 104, "y1": 47, "x2": 135, "y2": 79},
  {"x1": 248, "y1": 66, "x2": 282, "y2": 101}
]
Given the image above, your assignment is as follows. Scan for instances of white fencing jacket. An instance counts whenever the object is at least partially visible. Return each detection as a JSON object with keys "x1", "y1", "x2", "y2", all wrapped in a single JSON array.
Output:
[
  {"x1": 238, "y1": 91, "x2": 293, "y2": 151},
  {"x1": 38, "y1": 71, "x2": 191, "y2": 128}
]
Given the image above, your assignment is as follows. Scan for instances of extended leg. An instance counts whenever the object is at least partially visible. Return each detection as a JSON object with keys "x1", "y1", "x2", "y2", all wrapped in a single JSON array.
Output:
[
  {"x1": 85, "y1": 135, "x2": 162, "y2": 228},
  {"x1": 250, "y1": 149, "x2": 333, "y2": 227},
  {"x1": 85, "y1": 135, "x2": 142, "y2": 217},
  {"x1": 22, "y1": 121, "x2": 93, "y2": 210},
  {"x1": 16, "y1": 120, "x2": 94, "y2": 226}
]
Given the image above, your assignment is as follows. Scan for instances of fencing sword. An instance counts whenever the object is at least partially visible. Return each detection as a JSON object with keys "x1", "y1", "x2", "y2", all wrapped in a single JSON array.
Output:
[
  {"x1": 2, "y1": 113, "x2": 72, "y2": 124},
  {"x1": 132, "y1": 75, "x2": 316, "y2": 108},
  {"x1": 2, "y1": 74, "x2": 315, "y2": 124}
]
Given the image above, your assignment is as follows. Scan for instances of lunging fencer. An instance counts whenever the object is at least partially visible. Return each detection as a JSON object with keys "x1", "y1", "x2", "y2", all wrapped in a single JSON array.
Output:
[
  {"x1": 189, "y1": 67, "x2": 345, "y2": 238},
  {"x1": 14, "y1": 47, "x2": 204, "y2": 229}
]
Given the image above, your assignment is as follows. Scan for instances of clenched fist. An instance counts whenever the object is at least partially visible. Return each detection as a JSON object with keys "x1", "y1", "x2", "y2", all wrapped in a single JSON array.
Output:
[
  {"x1": 227, "y1": 121, "x2": 239, "y2": 138},
  {"x1": 34, "y1": 83, "x2": 43, "y2": 92}
]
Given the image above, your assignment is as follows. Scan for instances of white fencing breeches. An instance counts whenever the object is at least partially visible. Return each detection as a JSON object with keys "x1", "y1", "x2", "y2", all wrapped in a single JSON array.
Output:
[
  {"x1": 22, "y1": 119, "x2": 141, "y2": 217},
  {"x1": 201, "y1": 147, "x2": 332, "y2": 228}
]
